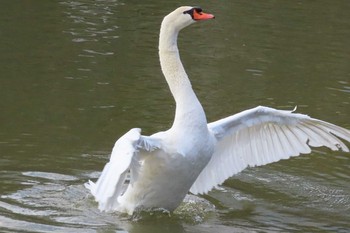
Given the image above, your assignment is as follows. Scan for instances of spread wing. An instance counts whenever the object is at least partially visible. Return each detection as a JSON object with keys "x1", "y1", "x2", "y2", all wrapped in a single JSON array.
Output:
[
  {"x1": 85, "y1": 128, "x2": 160, "y2": 211},
  {"x1": 190, "y1": 106, "x2": 350, "y2": 195}
]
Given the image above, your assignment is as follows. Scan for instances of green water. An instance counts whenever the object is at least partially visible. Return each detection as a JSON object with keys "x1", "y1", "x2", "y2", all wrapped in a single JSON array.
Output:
[{"x1": 0, "y1": 0, "x2": 349, "y2": 232}]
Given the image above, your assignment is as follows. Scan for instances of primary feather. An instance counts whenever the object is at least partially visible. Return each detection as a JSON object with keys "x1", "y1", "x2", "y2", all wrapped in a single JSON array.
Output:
[{"x1": 190, "y1": 106, "x2": 350, "y2": 195}]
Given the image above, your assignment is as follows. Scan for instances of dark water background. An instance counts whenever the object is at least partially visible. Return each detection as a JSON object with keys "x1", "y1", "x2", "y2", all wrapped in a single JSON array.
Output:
[{"x1": 0, "y1": 1, "x2": 349, "y2": 232}]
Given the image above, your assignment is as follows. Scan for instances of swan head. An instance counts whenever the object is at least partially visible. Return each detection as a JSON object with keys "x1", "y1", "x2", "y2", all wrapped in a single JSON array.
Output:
[{"x1": 162, "y1": 6, "x2": 215, "y2": 32}]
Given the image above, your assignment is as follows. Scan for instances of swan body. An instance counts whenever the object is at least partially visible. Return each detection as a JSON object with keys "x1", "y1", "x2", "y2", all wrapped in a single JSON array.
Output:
[{"x1": 86, "y1": 6, "x2": 350, "y2": 214}]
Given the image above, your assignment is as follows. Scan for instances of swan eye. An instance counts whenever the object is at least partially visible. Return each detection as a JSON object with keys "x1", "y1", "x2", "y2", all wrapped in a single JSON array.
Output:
[
  {"x1": 195, "y1": 8, "x2": 203, "y2": 14},
  {"x1": 183, "y1": 7, "x2": 203, "y2": 19}
]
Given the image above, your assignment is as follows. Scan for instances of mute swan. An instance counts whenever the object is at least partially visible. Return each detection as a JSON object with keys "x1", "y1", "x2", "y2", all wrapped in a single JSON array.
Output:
[{"x1": 86, "y1": 6, "x2": 350, "y2": 214}]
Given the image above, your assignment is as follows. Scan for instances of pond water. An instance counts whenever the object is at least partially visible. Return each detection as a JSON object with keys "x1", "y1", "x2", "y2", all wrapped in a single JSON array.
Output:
[{"x1": 0, "y1": 0, "x2": 349, "y2": 232}]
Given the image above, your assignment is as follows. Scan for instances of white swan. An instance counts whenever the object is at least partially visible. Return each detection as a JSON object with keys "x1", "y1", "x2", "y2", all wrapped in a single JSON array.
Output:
[{"x1": 86, "y1": 6, "x2": 350, "y2": 214}]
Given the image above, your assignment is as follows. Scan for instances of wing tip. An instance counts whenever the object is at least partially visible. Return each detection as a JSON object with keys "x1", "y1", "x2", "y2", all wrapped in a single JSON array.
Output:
[{"x1": 85, "y1": 180, "x2": 96, "y2": 196}]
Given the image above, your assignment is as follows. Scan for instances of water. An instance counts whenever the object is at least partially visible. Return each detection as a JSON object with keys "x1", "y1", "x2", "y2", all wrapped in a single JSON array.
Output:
[{"x1": 0, "y1": 0, "x2": 349, "y2": 232}]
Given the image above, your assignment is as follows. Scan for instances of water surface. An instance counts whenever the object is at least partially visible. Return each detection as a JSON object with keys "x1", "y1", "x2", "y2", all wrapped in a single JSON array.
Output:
[{"x1": 0, "y1": 0, "x2": 349, "y2": 232}]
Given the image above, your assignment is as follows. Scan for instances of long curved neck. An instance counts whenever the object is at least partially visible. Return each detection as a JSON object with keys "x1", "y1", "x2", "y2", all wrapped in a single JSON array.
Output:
[{"x1": 159, "y1": 20, "x2": 207, "y2": 129}]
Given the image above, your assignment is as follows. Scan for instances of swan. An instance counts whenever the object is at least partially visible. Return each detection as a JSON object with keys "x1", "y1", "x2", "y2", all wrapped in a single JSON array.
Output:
[{"x1": 86, "y1": 6, "x2": 350, "y2": 214}]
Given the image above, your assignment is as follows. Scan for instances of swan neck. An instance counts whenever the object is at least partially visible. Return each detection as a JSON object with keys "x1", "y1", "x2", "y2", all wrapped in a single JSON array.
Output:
[
  {"x1": 158, "y1": 19, "x2": 207, "y2": 128},
  {"x1": 159, "y1": 22, "x2": 193, "y2": 102},
  {"x1": 159, "y1": 26, "x2": 179, "y2": 52}
]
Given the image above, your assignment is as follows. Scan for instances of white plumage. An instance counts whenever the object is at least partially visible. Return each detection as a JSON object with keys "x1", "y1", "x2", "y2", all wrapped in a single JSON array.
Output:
[
  {"x1": 85, "y1": 6, "x2": 350, "y2": 214},
  {"x1": 190, "y1": 106, "x2": 349, "y2": 195}
]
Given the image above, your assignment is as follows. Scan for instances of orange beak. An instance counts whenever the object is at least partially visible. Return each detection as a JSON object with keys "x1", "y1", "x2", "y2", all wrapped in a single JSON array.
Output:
[{"x1": 193, "y1": 9, "x2": 215, "y2": 21}]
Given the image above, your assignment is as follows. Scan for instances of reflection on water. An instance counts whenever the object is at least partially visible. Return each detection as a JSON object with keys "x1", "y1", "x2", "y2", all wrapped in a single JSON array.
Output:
[
  {"x1": 60, "y1": 0, "x2": 121, "y2": 81},
  {"x1": 0, "y1": 172, "x2": 120, "y2": 233},
  {"x1": 1, "y1": 163, "x2": 349, "y2": 232},
  {"x1": 62, "y1": 1, "x2": 120, "y2": 43},
  {"x1": 0, "y1": 0, "x2": 349, "y2": 232},
  {"x1": 0, "y1": 171, "x2": 216, "y2": 232}
]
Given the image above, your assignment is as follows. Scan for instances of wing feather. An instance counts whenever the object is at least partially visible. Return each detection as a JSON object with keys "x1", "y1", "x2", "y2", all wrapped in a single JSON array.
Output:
[
  {"x1": 85, "y1": 128, "x2": 161, "y2": 212},
  {"x1": 190, "y1": 106, "x2": 350, "y2": 195},
  {"x1": 272, "y1": 125, "x2": 287, "y2": 159}
]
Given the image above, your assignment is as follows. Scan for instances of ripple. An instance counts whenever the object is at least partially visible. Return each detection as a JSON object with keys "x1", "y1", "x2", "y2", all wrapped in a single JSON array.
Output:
[
  {"x1": 60, "y1": 0, "x2": 120, "y2": 78},
  {"x1": 61, "y1": 0, "x2": 120, "y2": 45},
  {"x1": 72, "y1": 38, "x2": 97, "y2": 43},
  {"x1": 0, "y1": 173, "x2": 117, "y2": 232},
  {"x1": 246, "y1": 68, "x2": 264, "y2": 77},
  {"x1": 237, "y1": 168, "x2": 350, "y2": 212},
  {"x1": 327, "y1": 80, "x2": 350, "y2": 94},
  {"x1": 83, "y1": 49, "x2": 114, "y2": 56},
  {"x1": 22, "y1": 171, "x2": 78, "y2": 181},
  {"x1": 0, "y1": 171, "x2": 218, "y2": 232},
  {"x1": 327, "y1": 86, "x2": 350, "y2": 94},
  {"x1": 92, "y1": 105, "x2": 115, "y2": 109},
  {"x1": 0, "y1": 215, "x2": 95, "y2": 233}
]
